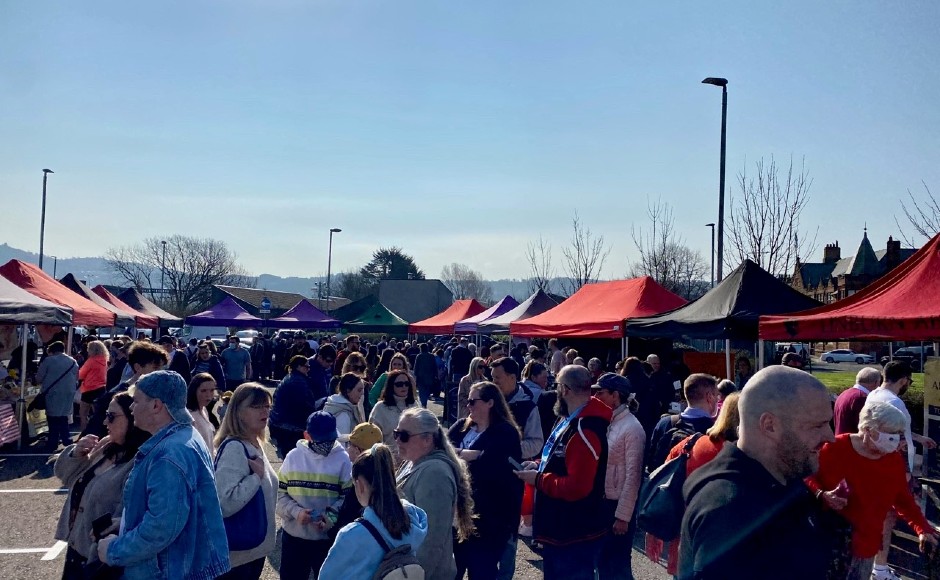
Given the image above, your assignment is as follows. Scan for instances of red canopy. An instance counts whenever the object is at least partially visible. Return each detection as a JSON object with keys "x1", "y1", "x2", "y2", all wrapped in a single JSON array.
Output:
[
  {"x1": 510, "y1": 277, "x2": 687, "y2": 338},
  {"x1": 0, "y1": 260, "x2": 116, "y2": 327},
  {"x1": 409, "y1": 299, "x2": 486, "y2": 335},
  {"x1": 92, "y1": 285, "x2": 160, "y2": 329},
  {"x1": 760, "y1": 232, "x2": 940, "y2": 341}
]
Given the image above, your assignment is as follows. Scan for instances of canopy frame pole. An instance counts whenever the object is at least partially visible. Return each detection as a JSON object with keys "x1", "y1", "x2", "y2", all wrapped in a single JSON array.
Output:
[
  {"x1": 66, "y1": 326, "x2": 73, "y2": 358},
  {"x1": 17, "y1": 324, "x2": 28, "y2": 451},
  {"x1": 757, "y1": 340, "x2": 765, "y2": 370},
  {"x1": 621, "y1": 336, "x2": 626, "y2": 360},
  {"x1": 725, "y1": 339, "x2": 732, "y2": 380}
]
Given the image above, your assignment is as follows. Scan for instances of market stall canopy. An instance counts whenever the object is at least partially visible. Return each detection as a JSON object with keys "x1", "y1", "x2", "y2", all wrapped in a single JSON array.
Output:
[
  {"x1": 477, "y1": 289, "x2": 560, "y2": 334},
  {"x1": 267, "y1": 299, "x2": 341, "y2": 329},
  {"x1": 0, "y1": 260, "x2": 115, "y2": 327},
  {"x1": 627, "y1": 260, "x2": 822, "y2": 340},
  {"x1": 409, "y1": 299, "x2": 486, "y2": 335},
  {"x1": 185, "y1": 297, "x2": 263, "y2": 328},
  {"x1": 116, "y1": 288, "x2": 183, "y2": 326},
  {"x1": 344, "y1": 301, "x2": 409, "y2": 334},
  {"x1": 760, "y1": 231, "x2": 940, "y2": 341},
  {"x1": 331, "y1": 295, "x2": 380, "y2": 323},
  {"x1": 454, "y1": 295, "x2": 520, "y2": 334},
  {"x1": 58, "y1": 274, "x2": 136, "y2": 328},
  {"x1": 0, "y1": 274, "x2": 73, "y2": 325},
  {"x1": 510, "y1": 277, "x2": 686, "y2": 339},
  {"x1": 91, "y1": 285, "x2": 160, "y2": 329}
]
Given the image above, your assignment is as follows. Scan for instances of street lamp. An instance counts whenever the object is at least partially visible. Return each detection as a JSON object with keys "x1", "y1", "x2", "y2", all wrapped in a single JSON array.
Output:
[
  {"x1": 160, "y1": 240, "x2": 167, "y2": 299},
  {"x1": 702, "y1": 76, "x2": 728, "y2": 283},
  {"x1": 706, "y1": 223, "x2": 715, "y2": 288},
  {"x1": 325, "y1": 228, "x2": 342, "y2": 314},
  {"x1": 38, "y1": 169, "x2": 54, "y2": 270},
  {"x1": 48, "y1": 255, "x2": 58, "y2": 278}
]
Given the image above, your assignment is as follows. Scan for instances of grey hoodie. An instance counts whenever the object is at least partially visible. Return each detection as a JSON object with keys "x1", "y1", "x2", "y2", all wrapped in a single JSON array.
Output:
[{"x1": 397, "y1": 449, "x2": 459, "y2": 580}]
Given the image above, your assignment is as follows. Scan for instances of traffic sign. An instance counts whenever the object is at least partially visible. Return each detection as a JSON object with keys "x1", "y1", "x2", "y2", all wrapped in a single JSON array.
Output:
[{"x1": 260, "y1": 296, "x2": 271, "y2": 314}]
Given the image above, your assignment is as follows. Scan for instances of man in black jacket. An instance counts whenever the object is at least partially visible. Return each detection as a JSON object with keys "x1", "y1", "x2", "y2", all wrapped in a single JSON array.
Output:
[{"x1": 679, "y1": 366, "x2": 835, "y2": 580}]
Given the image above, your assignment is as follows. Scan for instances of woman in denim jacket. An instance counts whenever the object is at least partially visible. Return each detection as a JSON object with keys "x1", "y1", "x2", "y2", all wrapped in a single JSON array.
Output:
[{"x1": 97, "y1": 370, "x2": 230, "y2": 579}]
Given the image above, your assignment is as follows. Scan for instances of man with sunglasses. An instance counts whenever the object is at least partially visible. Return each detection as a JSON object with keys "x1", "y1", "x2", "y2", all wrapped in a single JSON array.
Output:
[{"x1": 863, "y1": 361, "x2": 937, "y2": 580}]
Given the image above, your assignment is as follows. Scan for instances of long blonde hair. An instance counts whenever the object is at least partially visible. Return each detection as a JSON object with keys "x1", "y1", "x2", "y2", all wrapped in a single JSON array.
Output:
[
  {"x1": 214, "y1": 383, "x2": 272, "y2": 448},
  {"x1": 400, "y1": 407, "x2": 476, "y2": 540}
]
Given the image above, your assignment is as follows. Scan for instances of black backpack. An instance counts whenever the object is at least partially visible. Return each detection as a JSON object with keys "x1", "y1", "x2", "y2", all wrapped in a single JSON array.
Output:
[
  {"x1": 357, "y1": 518, "x2": 425, "y2": 580},
  {"x1": 638, "y1": 432, "x2": 702, "y2": 541},
  {"x1": 649, "y1": 415, "x2": 699, "y2": 471}
]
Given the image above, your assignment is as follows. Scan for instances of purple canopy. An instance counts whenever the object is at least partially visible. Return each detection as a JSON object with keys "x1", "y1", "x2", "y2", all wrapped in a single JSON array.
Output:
[
  {"x1": 185, "y1": 297, "x2": 263, "y2": 328},
  {"x1": 268, "y1": 299, "x2": 342, "y2": 329},
  {"x1": 477, "y1": 289, "x2": 560, "y2": 334},
  {"x1": 454, "y1": 295, "x2": 520, "y2": 334}
]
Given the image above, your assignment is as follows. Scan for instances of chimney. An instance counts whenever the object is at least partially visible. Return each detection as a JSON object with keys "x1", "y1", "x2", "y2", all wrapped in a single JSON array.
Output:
[
  {"x1": 823, "y1": 242, "x2": 841, "y2": 264},
  {"x1": 885, "y1": 236, "x2": 902, "y2": 270}
]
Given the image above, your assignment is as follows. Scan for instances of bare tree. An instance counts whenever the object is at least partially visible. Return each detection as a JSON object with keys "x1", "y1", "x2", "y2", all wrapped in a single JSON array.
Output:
[
  {"x1": 333, "y1": 270, "x2": 376, "y2": 302},
  {"x1": 896, "y1": 182, "x2": 940, "y2": 246},
  {"x1": 560, "y1": 211, "x2": 611, "y2": 295},
  {"x1": 726, "y1": 156, "x2": 818, "y2": 278},
  {"x1": 440, "y1": 263, "x2": 494, "y2": 305},
  {"x1": 525, "y1": 235, "x2": 555, "y2": 294},
  {"x1": 106, "y1": 235, "x2": 254, "y2": 314},
  {"x1": 630, "y1": 198, "x2": 709, "y2": 299}
]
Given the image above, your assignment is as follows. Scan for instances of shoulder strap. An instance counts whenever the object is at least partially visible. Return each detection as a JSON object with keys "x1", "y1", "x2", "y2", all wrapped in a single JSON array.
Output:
[
  {"x1": 40, "y1": 361, "x2": 77, "y2": 395},
  {"x1": 357, "y1": 517, "x2": 391, "y2": 552},
  {"x1": 670, "y1": 414, "x2": 682, "y2": 427},
  {"x1": 683, "y1": 432, "x2": 703, "y2": 455},
  {"x1": 213, "y1": 437, "x2": 251, "y2": 470}
]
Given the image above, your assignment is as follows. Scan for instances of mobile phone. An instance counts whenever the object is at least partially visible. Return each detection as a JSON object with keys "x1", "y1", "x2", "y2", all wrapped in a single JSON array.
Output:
[
  {"x1": 92, "y1": 513, "x2": 112, "y2": 540},
  {"x1": 507, "y1": 457, "x2": 523, "y2": 471}
]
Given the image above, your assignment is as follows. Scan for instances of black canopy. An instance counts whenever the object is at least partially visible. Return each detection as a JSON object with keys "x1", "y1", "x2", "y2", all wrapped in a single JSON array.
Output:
[{"x1": 626, "y1": 259, "x2": 821, "y2": 340}]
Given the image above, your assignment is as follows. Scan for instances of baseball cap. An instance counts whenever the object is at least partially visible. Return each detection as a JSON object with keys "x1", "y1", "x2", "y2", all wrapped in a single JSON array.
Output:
[
  {"x1": 305, "y1": 411, "x2": 338, "y2": 442},
  {"x1": 134, "y1": 370, "x2": 193, "y2": 426},
  {"x1": 594, "y1": 372, "x2": 633, "y2": 396},
  {"x1": 342, "y1": 422, "x2": 383, "y2": 449}
]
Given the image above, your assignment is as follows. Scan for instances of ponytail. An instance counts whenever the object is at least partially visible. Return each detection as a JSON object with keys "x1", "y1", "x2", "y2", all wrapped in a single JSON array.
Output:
[{"x1": 353, "y1": 444, "x2": 410, "y2": 539}]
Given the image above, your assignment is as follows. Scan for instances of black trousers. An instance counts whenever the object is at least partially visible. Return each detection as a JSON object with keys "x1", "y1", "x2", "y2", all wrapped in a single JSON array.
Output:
[
  {"x1": 455, "y1": 530, "x2": 510, "y2": 579},
  {"x1": 279, "y1": 531, "x2": 331, "y2": 580}
]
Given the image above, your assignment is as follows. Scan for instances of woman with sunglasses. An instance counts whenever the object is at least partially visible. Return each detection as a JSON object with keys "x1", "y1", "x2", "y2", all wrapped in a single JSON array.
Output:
[
  {"x1": 214, "y1": 384, "x2": 278, "y2": 580},
  {"x1": 323, "y1": 373, "x2": 366, "y2": 438},
  {"x1": 368, "y1": 352, "x2": 412, "y2": 407},
  {"x1": 268, "y1": 355, "x2": 315, "y2": 459},
  {"x1": 335, "y1": 352, "x2": 373, "y2": 418},
  {"x1": 457, "y1": 357, "x2": 487, "y2": 421},
  {"x1": 187, "y1": 372, "x2": 219, "y2": 458},
  {"x1": 447, "y1": 382, "x2": 523, "y2": 579},
  {"x1": 54, "y1": 392, "x2": 151, "y2": 577},
  {"x1": 395, "y1": 407, "x2": 475, "y2": 580},
  {"x1": 368, "y1": 369, "x2": 419, "y2": 466}
]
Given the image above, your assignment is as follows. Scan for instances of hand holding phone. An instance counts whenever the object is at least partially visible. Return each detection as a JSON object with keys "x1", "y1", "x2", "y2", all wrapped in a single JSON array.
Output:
[
  {"x1": 92, "y1": 513, "x2": 113, "y2": 540},
  {"x1": 507, "y1": 457, "x2": 523, "y2": 471}
]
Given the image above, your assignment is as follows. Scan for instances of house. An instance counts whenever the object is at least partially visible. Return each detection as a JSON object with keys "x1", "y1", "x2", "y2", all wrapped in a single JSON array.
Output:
[
  {"x1": 378, "y1": 279, "x2": 454, "y2": 323},
  {"x1": 791, "y1": 230, "x2": 917, "y2": 304}
]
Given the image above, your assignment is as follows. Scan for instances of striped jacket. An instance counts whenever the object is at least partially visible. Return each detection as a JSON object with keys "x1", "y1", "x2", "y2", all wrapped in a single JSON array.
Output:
[{"x1": 276, "y1": 440, "x2": 352, "y2": 540}]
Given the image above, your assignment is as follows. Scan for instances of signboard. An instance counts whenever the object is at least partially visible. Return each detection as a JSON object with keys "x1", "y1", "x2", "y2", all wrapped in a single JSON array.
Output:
[
  {"x1": 923, "y1": 358, "x2": 940, "y2": 480},
  {"x1": 260, "y1": 297, "x2": 271, "y2": 315}
]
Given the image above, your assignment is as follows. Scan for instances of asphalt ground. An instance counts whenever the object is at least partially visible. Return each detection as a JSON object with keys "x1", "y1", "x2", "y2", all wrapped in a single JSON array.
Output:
[{"x1": 0, "y1": 395, "x2": 671, "y2": 579}]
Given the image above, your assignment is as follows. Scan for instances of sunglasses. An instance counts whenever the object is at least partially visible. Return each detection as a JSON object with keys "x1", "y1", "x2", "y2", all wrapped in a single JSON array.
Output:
[
  {"x1": 352, "y1": 365, "x2": 366, "y2": 371},
  {"x1": 393, "y1": 381, "x2": 411, "y2": 388},
  {"x1": 105, "y1": 411, "x2": 124, "y2": 423},
  {"x1": 393, "y1": 429, "x2": 429, "y2": 443},
  {"x1": 466, "y1": 398, "x2": 485, "y2": 406}
]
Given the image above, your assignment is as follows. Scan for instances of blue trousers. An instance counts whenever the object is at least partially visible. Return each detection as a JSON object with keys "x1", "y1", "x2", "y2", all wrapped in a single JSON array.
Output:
[{"x1": 542, "y1": 537, "x2": 605, "y2": 580}]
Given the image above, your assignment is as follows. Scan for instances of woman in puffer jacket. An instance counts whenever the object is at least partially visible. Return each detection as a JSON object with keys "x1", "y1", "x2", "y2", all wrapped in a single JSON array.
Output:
[{"x1": 78, "y1": 340, "x2": 109, "y2": 431}]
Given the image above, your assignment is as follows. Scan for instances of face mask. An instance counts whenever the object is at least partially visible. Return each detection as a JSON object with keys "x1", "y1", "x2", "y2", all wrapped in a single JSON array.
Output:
[
  {"x1": 308, "y1": 439, "x2": 336, "y2": 456},
  {"x1": 871, "y1": 430, "x2": 900, "y2": 454}
]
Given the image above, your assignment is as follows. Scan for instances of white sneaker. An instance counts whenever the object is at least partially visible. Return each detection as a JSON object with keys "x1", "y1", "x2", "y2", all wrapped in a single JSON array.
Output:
[
  {"x1": 518, "y1": 523, "x2": 533, "y2": 537},
  {"x1": 871, "y1": 567, "x2": 902, "y2": 580}
]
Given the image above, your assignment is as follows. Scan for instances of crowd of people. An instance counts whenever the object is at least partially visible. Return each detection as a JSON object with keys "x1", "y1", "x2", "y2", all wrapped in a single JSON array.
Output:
[{"x1": 7, "y1": 328, "x2": 939, "y2": 580}]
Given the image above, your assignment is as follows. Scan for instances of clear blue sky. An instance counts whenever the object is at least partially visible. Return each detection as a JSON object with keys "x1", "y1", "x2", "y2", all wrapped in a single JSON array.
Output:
[{"x1": 2, "y1": 1, "x2": 938, "y2": 281}]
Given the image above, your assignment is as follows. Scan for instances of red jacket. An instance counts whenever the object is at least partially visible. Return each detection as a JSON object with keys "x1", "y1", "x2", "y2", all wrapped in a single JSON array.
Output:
[{"x1": 806, "y1": 434, "x2": 930, "y2": 557}]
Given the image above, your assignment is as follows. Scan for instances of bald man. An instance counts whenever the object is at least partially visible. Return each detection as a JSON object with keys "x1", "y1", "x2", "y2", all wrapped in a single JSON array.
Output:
[{"x1": 678, "y1": 366, "x2": 835, "y2": 580}]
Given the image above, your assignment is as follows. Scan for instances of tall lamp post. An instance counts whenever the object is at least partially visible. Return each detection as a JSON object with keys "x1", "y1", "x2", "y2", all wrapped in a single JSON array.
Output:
[
  {"x1": 325, "y1": 228, "x2": 342, "y2": 314},
  {"x1": 49, "y1": 255, "x2": 58, "y2": 278},
  {"x1": 702, "y1": 77, "x2": 728, "y2": 283},
  {"x1": 38, "y1": 169, "x2": 54, "y2": 270},
  {"x1": 706, "y1": 223, "x2": 715, "y2": 288},
  {"x1": 160, "y1": 240, "x2": 167, "y2": 299}
]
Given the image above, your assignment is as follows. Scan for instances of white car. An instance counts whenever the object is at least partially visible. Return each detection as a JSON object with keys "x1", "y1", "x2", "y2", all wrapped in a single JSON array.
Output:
[{"x1": 819, "y1": 349, "x2": 875, "y2": 364}]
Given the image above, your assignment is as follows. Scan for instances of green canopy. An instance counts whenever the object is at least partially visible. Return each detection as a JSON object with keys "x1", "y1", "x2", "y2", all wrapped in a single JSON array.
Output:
[{"x1": 344, "y1": 300, "x2": 410, "y2": 335}]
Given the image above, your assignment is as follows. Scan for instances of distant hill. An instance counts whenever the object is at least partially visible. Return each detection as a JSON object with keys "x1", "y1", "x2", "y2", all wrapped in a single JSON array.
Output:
[{"x1": 0, "y1": 243, "x2": 557, "y2": 300}]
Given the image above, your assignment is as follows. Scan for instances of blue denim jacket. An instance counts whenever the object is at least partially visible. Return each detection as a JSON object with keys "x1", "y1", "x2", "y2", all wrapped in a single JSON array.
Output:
[{"x1": 107, "y1": 422, "x2": 230, "y2": 579}]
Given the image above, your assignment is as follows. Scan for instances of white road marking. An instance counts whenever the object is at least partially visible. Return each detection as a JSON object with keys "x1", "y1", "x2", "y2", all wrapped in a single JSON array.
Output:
[
  {"x1": 0, "y1": 453, "x2": 60, "y2": 458},
  {"x1": 0, "y1": 548, "x2": 50, "y2": 554},
  {"x1": 0, "y1": 489, "x2": 68, "y2": 493},
  {"x1": 41, "y1": 540, "x2": 67, "y2": 560}
]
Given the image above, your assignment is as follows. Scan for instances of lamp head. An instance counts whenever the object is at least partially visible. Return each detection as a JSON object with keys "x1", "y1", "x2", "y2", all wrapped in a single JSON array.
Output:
[
  {"x1": 330, "y1": 228, "x2": 342, "y2": 233},
  {"x1": 701, "y1": 77, "x2": 728, "y2": 87},
  {"x1": 706, "y1": 222, "x2": 715, "y2": 227},
  {"x1": 42, "y1": 168, "x2": 54, "y2": 174}
]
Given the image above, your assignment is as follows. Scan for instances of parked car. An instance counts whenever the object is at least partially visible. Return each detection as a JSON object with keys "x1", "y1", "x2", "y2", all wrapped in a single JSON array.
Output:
[
  {"x1": 235, "y1": 329, "x2": 259, "y2": 346},
  {"x1": 880, "y1": 346, "x2": 935, "y2": 371},
  {"x1": 819, "y1": 349, "x2": 875, "y2": 364}
]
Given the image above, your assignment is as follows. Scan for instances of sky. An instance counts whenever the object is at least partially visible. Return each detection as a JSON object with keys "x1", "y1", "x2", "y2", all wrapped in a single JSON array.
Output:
[{"x1": 1, "y1": 1, "x2": 939, "y2": 282}]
